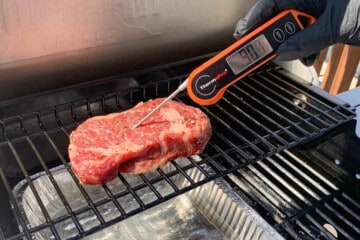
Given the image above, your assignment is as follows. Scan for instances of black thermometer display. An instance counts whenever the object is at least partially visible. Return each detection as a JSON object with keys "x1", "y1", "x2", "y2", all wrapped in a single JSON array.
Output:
[{"x1": 226, "y1": 34, "x2": 273, "y2": 75}]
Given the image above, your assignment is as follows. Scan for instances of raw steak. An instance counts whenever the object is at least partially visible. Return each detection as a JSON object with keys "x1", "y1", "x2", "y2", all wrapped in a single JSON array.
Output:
[{"x1": 68, "y1": 98, "x2": 212, "y2": 185}]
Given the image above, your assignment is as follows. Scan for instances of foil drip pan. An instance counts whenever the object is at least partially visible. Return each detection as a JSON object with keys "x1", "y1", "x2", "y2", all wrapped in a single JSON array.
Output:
[{"x1": 13, "y1": 158, "x2": 283, "y2": 240}]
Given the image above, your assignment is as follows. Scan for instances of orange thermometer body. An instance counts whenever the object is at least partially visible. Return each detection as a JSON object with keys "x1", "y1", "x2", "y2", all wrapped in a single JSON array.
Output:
[{"x1": 187, "y1": 9, "x2": 316, "y2": 105}]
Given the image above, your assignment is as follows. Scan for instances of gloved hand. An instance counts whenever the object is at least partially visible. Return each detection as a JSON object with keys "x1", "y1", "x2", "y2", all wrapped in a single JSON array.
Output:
[{"x1": 234, "y1": 0, "x2": 360, "y2": 65}]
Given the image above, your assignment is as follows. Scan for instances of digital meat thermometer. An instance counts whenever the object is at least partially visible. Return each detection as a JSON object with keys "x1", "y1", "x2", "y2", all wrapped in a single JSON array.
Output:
[{"x1": 133, "y1": 9, "x2": 316, "y2": 129}]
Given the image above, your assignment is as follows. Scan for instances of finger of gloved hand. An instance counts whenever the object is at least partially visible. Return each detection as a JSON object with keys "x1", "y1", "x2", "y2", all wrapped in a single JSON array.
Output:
[
  {"x1": 234, "y1": 0, "x2": 278, "y2": 39},
  {"x1": 234, "y1": 0, "x2": 277, "y2": 39},
  {"x1": 300, "y1": 53, "x2": 319, "y2": 67},
  {"x1": 275, "y1": 17, "x2": 333, "y2": 61}
]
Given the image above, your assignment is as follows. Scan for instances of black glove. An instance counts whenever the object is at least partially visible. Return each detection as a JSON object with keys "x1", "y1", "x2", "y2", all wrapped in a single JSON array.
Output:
[{"x1": 234, "y1": 0, "x2": 360, "y2": 65}]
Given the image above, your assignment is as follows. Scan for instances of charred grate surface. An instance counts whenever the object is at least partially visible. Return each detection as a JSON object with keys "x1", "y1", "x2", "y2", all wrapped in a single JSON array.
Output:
[{"x1": 0, "y1": 66, "x2": 355, "y2": 239}]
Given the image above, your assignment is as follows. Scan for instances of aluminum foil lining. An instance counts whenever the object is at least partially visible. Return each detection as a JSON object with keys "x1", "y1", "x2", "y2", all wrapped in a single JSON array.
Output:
[{"x1": 13, "y1": 157, "x2": 283, "y2": 239}]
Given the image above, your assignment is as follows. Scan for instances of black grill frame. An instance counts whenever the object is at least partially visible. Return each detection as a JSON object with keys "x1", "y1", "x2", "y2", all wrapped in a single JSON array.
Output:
[{"x1": 0, "y1": 63, "x2": 356, "y2": 239}]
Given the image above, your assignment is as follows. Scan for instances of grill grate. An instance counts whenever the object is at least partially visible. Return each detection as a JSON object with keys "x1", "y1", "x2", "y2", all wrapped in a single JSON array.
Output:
[
  {"x1": 0, "y1": 65, "x2": 355, "y2": 239},
  {"x1": 226, "y1": 146, "x2": 360, "y2": 240}
]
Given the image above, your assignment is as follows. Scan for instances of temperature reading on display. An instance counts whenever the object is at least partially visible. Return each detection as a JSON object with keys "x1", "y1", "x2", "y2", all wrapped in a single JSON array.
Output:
[{"x1": 226, "y1": 34, "x2": 273, "y2": 75}]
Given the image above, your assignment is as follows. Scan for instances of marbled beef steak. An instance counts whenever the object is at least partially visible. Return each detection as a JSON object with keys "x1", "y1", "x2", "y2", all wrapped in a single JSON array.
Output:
[{"x1": 68, "y1": 98, "x2": 212, "y2": 185}]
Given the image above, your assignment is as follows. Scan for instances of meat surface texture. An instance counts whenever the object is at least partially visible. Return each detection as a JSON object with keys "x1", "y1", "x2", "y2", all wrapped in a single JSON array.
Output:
[{"x1": 68, "y1": 98, "x2": 212, "y2": 185}]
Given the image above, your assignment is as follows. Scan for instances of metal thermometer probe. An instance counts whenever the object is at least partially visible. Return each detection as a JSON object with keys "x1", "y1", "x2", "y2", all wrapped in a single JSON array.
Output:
[
  {"x1": 132, "y1": 9, "x2": 315, "y2": 129},
  {"x1": 132, "y1": 79, "x2": 188, "y2": 129}
]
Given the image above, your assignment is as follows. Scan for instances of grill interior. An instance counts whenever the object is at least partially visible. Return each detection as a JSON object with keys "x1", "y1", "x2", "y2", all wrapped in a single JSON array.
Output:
[
  {"x1": 226, "y1": 136, "x2": 360, "y2": 240},
  {"x1": 0, "y1": 60, "x2": 356, "y2": 239}
]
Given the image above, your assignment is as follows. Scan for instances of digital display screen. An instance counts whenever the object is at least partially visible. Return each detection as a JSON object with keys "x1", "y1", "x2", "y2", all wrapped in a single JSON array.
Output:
[{"x1": 226, "y1": 34, "x2": 273, "y2": 75}]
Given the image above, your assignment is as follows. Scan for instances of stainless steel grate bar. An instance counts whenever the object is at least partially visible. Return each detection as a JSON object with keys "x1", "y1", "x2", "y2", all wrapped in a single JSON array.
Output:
[{"x1": 283, "y1": 150, "x2": 339, "y2": 191}]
